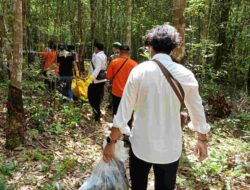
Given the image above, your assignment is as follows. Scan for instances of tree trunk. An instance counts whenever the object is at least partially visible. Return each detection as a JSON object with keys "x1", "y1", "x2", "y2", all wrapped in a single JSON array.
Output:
[
  {"x1": 90, "y1": 0, "x2": 97, "y2": 42},
  {"x1": 0, "y1": 1, "x2": 12, "y2": 80},
  {"x1": 68, "y1": 0, "x2": 75, "y2": 44},
  {"x1": 248, "y1": 64, "x2": 250, "y2": 95},
  {"x1": 172, "y1": 0, "x2": 186, "y2": 63},
  {"x1": 78, "y1": 0, "x2": 84, "y2": 42},
  {"x1": 214, "y1": 0, "x2": 232, "y2": 69},
  {"x1": 6, "y1": 0, "x2": 25, "y2": 150},
  {"x1": 0, "y1": 14, "x2": 7, "y2": 81},
  {"x1": 77, "y1": 0, "x2": 85, "y2": 72},
  {"x1": 125, "y1": 0, "x2": 132, "y2": 47},
  {"x1": 200, "y1": 0, "x2": 210, "y2": 65}
]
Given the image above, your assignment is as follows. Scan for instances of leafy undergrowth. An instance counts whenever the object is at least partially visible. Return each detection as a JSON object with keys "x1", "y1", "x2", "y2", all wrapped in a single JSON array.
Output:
[{"x1": 0, "y1": 81, "x2": 249, "y2": 190}]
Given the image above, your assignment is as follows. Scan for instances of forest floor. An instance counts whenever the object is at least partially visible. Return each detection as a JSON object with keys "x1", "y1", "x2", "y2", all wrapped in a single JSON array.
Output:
[{"x1": 0, "y1": 79, "x2": 250, "y2": 190}]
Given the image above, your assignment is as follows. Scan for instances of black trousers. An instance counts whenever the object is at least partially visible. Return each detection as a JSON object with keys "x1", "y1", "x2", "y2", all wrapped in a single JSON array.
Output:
[
  {"x1": 88, "y1": 82, "x2": 105, "y2": 121},
  {"x1": 112, "y1": 94, "x2": 121, "y2": 115},
  {"x1": 129, "y1": 149, "x2": 179, "y2": 190},
  {"x1": 112, "y1": 94, "x2": 133, "y2": 129}
]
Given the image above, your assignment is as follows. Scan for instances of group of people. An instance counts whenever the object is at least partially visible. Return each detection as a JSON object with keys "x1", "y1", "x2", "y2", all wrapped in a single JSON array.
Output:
[
  {"x1": 38, "y1": 42, "x2": 79, "y2": 100},
  {"x1": 40, "y1": 24, "x2": 210, "y2": 190}
]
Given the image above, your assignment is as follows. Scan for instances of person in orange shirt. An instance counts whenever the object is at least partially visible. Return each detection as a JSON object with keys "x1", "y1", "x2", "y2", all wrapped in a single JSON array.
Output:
[
  {"x1": 106, "y1": 44, "x2": 137, "y2": 115},
  {"x1": 38, "y1": 42, "x2": 58, "y2": 90}
]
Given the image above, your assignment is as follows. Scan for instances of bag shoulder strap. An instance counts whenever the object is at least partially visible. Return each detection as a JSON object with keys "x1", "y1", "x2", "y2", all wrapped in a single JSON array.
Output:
[
  {"x1": 91, "y1": 56, "x2": 105, "y2": 71},
  {"x1": 153, "y1": 59, "x2": 185, "y2": 111},
  {"x1": 112, "y1": 58, "x2": 129, "y2": 80},
  {"x1": 91, "y1": 61, "x2": 95, "y2": 70}
]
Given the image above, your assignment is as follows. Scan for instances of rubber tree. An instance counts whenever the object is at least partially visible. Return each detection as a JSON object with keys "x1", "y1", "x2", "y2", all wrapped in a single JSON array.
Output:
[
  {"x1": 172, "y1": 0, "x2": 186, "y2": 63},
  {"x1": 6, "y1": 0, "x2": 25, "y2": 150}
]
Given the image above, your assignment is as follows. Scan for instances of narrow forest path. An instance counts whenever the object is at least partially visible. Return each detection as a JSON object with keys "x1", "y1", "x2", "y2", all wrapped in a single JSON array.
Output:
[{"x1": 0, "y1": 81, "x2": 249, "y2": 190}]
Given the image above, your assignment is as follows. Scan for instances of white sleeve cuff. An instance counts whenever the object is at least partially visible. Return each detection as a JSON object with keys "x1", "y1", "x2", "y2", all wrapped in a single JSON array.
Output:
[
  {"x1": 113, "y1": 118, "x2": 131, "y2": 136},
  {"x1": 188, "y1": 122, "x2": 211, "y2": 134}
]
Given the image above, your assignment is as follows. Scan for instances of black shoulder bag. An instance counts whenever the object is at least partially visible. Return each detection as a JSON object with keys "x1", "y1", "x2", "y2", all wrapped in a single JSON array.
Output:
[{"x1": 91, "y1": 61, "x2": 107, "y2": 80}]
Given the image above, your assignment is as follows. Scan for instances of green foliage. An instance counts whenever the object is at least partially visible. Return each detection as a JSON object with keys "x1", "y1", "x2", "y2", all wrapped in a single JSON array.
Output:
[
  {"x1": 27, "y1": 129, "x2": 40, "y2": 138},
  {"x1": 186, "y1": 0, "x2": 206, "y2": 17},
  {"x1": 0, "y1": 161, "x2": 16, "y2": 177},
  {"x1": 178, "y1": 131, "x2": 249, "y2": 189},
  {"x1": 214, "y1": 112, "x2": 250, "y2": 132},
  {"x1": 24, "y1": 149, "x2": 53, "y2": 163},
  {"x1": 53, "y1": 158, "x2": 77, "y2": 180},
  {"x1": 42, "y1": 181, "x2": 63, "y2": 190}
]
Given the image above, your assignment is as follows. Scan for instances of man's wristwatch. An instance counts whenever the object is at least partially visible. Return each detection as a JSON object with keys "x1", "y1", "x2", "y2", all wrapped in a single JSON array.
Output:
[{"x1": 106, "y1": 136, "x2": 117, "y2": 144}]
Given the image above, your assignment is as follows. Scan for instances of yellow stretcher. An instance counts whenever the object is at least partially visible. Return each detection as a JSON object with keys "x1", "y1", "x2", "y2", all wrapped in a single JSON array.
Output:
[{"x1": 71, "y1": 75, "x2": 92, "y2": 99}]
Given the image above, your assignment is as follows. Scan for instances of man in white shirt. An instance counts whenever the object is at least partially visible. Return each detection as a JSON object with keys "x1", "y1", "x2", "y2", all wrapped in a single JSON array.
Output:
[
  {"x1": 88, "y1": 42, "x2": 107, "y2": 121},
  {"x1": 103, "y1": 24, "x2": 211, "y2": 190}
]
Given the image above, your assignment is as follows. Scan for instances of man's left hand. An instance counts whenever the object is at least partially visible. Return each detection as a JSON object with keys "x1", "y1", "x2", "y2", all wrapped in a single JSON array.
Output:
[{"x1": 194, "y1": 140, "x2": 208, "y2": 162}]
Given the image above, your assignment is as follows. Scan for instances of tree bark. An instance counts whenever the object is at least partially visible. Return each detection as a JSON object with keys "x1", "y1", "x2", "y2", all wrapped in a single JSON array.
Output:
[
  {"x1": 214, "y1": 0, "x2": 232, "y2": 69},
  {"x1": 77, "y1": 0, "x2": 85, "y2": 72},
  {"x1": 78, "y1": 0, "x2": 84, "y2": 42},
  {"x1": 68, "y1": 0, "x2": 76, "y2": 44},
  {"x1": 0, "y1": 13, "x2": 7, "y2": 81},
  {"x1": 172, "y1": 0, "x2": 186, "y2": 63},
  {"x1": 0, "y1": 1, "x2": 12, "y2": 80},
  {"x1": 90, "y1": 0, "x2": 97, "y2": 42},
  {"x1": 125, "y1": 0, "x2": 132, "y2": 47},
  {"x1": 6, "y1": 0, "x2": 25, "y2": 150},
  {"x1": 248, "y1": 64, "x2": 250, "y2": 95}
]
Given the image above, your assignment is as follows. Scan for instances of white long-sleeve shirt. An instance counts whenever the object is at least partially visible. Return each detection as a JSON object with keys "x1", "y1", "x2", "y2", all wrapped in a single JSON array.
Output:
[
  {"x1": 113, "y1": 53, "x2": 211, "y2": 164},
  {"x1": 90, "y1": 51, "x2": 107, "y2": 83}
]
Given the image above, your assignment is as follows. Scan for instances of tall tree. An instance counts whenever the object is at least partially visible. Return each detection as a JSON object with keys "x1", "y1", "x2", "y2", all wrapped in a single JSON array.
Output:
[
  {"x1": 125, "y1": 0, "x2": 132, "y2": 47},
  {"x1": 0, "y1": 6, "x2": 6, "y2": 81},
  {"x1": 0, "y1": 1, "x2": 11, "y2": 81},
  {"x1": 248, "y1": 64, "x2": 250, "y2": 95},
  {"x1": 6, "y1": 0, "x2": 25, "y2": 149},
  {"x1": 90, "y1": 0, "x2": 97, "y2": 42},
  {"x1": 78, "y1": 0, "x2": 84, "y2": 42},
  {"x1": 214, "y1": 0, "x2": 232, "y2": 69},
  {"x1": 172, "y1": 0, "x2": 186, "y2": 63}
]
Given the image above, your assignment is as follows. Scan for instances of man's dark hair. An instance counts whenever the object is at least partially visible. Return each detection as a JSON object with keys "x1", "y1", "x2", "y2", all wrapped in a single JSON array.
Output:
[
  {"x1": 119, "y1": 44, "x2": 130, "y2": 52},
  {"x1": 94, "y1": 42, "x2": 104, "y2": 51},
  {"x1": 58, "y1": 43, "x2": 66, "y2": 51},
  {"x1": 48, "y1": 40, "x2": 56, "y2": 50},
  {"x1": 144, "y1": 24, "x2": 180, "y2": 54}
]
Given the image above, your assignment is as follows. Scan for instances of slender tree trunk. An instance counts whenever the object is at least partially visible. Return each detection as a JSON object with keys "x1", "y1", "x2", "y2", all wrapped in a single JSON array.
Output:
[
  {"x1": 77, "y1": 0, "x2": 85, "y2": 72},
  {"x1": 0, "y1": 1, "x2": 12, "y2": 80},
  {"x1": 68, "y1": 0, "x2": 75, "y2": 44},
  {"x1": 200, "y1": 0, "x2": 210, "y2": 65},
  {"x1": 78, "y1": 0, "x2": 83, "y2": 42},
  {"x1": 0, "y1": 13, "x2": 7, "y2": 81},
  {"x1": 172, "y1": 0, "x2": 186, "y2": 63},
  {"x1": 90, "y1": 0, "x2": 97, "y2": 42},
  {"x1": 248, "y1": 64, "x2": 250, "y2": 95},
  {"x1": 214, "y1": 0, "x2": 232, "y2": 69},
  {"x1": 125, "y1": 0, "x2": 132, "y2": 47},
  {"x1": 6, "y1": 0, "x2": 25, "y2": 150},
  {"x1": 22, "y1": 0, "x2": 27, "y2": 52},
  {"x1": 109, "y1": 0, "x2": 114, "y2": 51}
]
